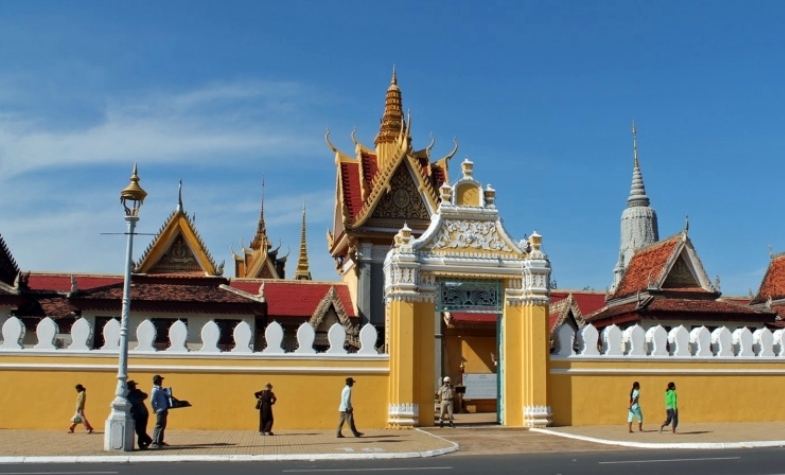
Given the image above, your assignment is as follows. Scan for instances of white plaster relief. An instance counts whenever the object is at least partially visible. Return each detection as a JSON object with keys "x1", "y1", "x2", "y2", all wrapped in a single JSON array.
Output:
[
  {"x1": 357, "y1": 323, "x2": 379, "y2": 355},
  {"x1": 733, "y1": 327, "x2": 754, "y2": 357},
  {"x1": 623, "y1": 324, "x2": 646, "y2": 356},
  {"x1": 134, "y1": 319, "x2": 156, "y2": 352},
  {"x1": 689, "y1": 326, "x2": 712, "y2": 357},
  {"x1": 326, "y1": 323, "x2": 347, "y2": 355},
  {"x1": 295, "y1": 322, "x2": 316, "y2": 354},
  {"x1": 0, "y1": 316, "x2": 24, "y2": 350},
  {"x1": 166, "y1": 320, "x2": 188, "y2": 352},
  {"x1": 601, "y1": 325, "x2": 623, "y2": 356},
  {"x1": 753, "y1": 328, "x2": 774, "y2": 357},
  {"x1": 68, "y1": 317, "x2": 91, "y2": 351},
  {"x1": 432, "y1": 220, "x2": 513, "y2": 252},
  {"x1": 668, "y1": 325, "x2": 690, "y2": 357},
  {"x1": 231, "y1": 321, "x2": 253, "y2": 353},
  {"x1": 554, "y1": 324, "x2": 575, "y2": 357},
  {"x1": 101, "y1": 318, "x2": 120, "y2": 351},
  {"x1": 578, "y1": 325, "x2": 600, "y2": 356},
  {"x1": 34, "y1": 317, "x2": 58, "y2": 350},
  {"x1": 262, "y1": 321, "x2": 284, "y2": 354},
  {"x1": 646, "y1": 325, "x2": 668, "y2": 356},
  {"x1": 199, "y1": 320, "x2": 221, "y2": 353},
  {"x1": 710, "y1": 327, "x2": 733, "y2": 357}
]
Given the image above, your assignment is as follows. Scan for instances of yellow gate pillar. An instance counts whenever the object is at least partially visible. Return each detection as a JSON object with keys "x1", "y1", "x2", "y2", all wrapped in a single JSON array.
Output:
[
  {"x1": 384, "y1": 224, "x2": 436, "y2": 427},
  {"x1": 502, "y1": 232, "x2": 552, "y2": 427}
]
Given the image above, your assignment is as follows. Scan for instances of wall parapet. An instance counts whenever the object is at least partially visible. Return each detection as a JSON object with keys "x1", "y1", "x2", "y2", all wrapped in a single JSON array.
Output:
[
  {"x1": 552, "y1": 322, "x2": 785, "y2": 360},
  {"x1": 0, "y1": 316, "x2": 385, "y2": 357}
]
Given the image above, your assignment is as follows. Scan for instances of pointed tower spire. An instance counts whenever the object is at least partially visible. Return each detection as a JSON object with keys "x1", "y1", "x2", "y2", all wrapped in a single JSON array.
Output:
[
  {"x1": 627, "y1": 121, "x2": 650, "y2": 207},
  {"x1": 294, "y1": 203, "x2": 312, "y2": 280},
  {"x1": 375, "y1": 66, "x2": 405, "y2": 146},
  {"x1": 250, "y1": 178, "x2": 268, "y2": 250},
  {"x1": 176, "y1": 179, "x2": 184, "y2": 212},
  {"x1": 611, "y1": 121, "x2": 659, "y2": 293}
]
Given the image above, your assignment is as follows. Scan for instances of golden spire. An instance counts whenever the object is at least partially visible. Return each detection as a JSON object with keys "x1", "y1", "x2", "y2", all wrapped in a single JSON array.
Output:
[
  {"x1": 375, "y1": 66, "x2": 405, "y2": 146},
  {"x1": 250, "y1": 178, "x2": 268, "y2": 250},
  {"x1": 294, "y1": 203, "x2": 312, "y2": 280}
]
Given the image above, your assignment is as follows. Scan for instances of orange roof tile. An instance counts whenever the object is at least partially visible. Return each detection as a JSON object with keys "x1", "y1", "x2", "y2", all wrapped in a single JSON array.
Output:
[
  {"x1": 612, "y1": 236, "x2": 681, "y2": 299},
  {"x1": 753, "y1": 254, "x2": 785, "y2": 304}
]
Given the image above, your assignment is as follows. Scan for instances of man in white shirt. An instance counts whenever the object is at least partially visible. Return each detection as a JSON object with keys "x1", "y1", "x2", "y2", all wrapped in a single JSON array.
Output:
[{"x1": 337, "y1": 377, "x2": 363, "y2": 438}]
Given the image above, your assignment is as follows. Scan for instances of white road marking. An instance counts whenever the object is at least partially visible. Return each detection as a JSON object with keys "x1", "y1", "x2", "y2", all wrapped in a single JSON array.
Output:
[
  {"x1": 283, "y1": 467, "x2": 452, "y2": 473},
  {"x1": 599, "y1": 456, "x2": 741, "y2": 464},
  {"x1": 0, "y1": 472, "x2": 119, "y2": 475}
]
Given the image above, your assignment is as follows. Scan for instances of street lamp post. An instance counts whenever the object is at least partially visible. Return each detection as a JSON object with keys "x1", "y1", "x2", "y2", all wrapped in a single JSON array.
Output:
[{"x1": 104, "y1": 164, "x2": 147, "y2": 451}]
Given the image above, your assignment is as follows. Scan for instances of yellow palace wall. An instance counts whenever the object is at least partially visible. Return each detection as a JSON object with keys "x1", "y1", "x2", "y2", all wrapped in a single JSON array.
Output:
[
  {"x1": 0, "y1": 353, "x2": 389, "y2": 430},
  {"x1": 549, "y1": 358, "x2": 785, "y2": 426}
]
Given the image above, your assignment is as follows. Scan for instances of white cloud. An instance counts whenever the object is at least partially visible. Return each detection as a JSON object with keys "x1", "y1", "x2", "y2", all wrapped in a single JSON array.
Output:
[{"x1": 0, "y1": 80, "x2": 325, "y2": 179}]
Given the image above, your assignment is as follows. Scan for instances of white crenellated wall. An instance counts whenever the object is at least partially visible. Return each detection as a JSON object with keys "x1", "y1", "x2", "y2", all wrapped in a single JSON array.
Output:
[
  {"x1": 0, "y1": 316, "x2": 383, "y2": 356},
  {"x1": 553, "y1": 322, "x2": 785, "y2": 359}
]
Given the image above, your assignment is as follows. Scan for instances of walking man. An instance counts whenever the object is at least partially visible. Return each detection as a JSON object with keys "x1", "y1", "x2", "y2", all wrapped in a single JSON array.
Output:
[
  {"x1": 150, "y1": 374, "x2": 171, "y2": 448},
  {"x1": 127, "y1": 380, "x2": 153, "y2": 449},
  {"x1": 437, "y1": 376, "x2": 455, "y2": 428},
  {"x1": 337, "y1": 377, "x2": 363, "y2": 438}
]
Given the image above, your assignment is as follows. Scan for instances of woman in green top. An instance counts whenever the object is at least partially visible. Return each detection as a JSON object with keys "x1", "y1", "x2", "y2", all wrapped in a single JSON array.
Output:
[{"x1": 659, "y1": 382, "x2": 678, "y2": 433}]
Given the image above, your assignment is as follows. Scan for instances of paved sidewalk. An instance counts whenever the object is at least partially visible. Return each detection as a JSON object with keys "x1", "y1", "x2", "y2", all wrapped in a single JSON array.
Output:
[
  {"x1": 534, "y1": 422, "x2": 785, "y2": 449},
  {"x1": 0, "y1": 428, "x2": 457, "y2": 462}
]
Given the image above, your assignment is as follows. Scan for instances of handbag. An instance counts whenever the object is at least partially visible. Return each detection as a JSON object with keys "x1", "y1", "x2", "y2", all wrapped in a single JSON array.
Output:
[
  {"x1": 255, "y1": 397, "x2": 262, "y2": 410},
  {"x1": 71, "y1": 413, "x2": 83, "y2": 424}
]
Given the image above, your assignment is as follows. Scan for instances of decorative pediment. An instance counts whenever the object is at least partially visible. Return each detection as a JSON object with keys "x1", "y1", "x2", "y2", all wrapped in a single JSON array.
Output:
[
  {"x1": 369, "y1": 164, "x2": 430, "y2": 223},
  {"x1": 431, "y1": 220, "x2": 515, "y2": 254},
  {"x1": 136, "y1": 209, "x2": 222, "y2": 276}
]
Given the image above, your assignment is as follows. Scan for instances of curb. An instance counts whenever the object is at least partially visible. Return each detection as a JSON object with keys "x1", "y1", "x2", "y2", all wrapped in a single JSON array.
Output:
[
  {"x1": 0, "y1": 430, "x2": 459, "y2": 464},
  {"x1": 530, "y1": 428, "x2": 785, "y2": 450}
]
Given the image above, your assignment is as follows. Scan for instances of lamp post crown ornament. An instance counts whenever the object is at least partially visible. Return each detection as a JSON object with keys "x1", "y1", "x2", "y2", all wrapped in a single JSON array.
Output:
[{"x1": 120, "y1": 163, "x2": 147, "y2": 218}]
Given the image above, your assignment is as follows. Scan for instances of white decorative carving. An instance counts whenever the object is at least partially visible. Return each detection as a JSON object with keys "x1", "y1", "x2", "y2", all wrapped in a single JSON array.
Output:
[
  {"x1": 134, "y1": 319, "x2": 156, "y2": 352},
  {"x1": 432, "y1": 220, "x2": 513, "y2": 252},
  {"x1": 199, "y1": 320, "x2": 221, "y2": 353},
  {"x1": 623, "y1": 324, "x2": 646, "y2": 356},
  {"x1": 326, "y1": 323, "x2": 347, "y2": 355},
  {"x1": 0, "y1": 316, "x2": 24, "y2": 350},
  {"x1": 753, "y1": 328, "x2": 774, "y2": 357},
  {"x1": 101, "y1": 319, "x2": 120, "y2": 351},
  {"x1": 646, "y1": 325, "x2": 668, "y2": 356},
  {"x1": 578, "y1": 325, "x2": 600, "y2": 356},
  {"x1": 34, "y1": 317, "x2": 59, "y2": 350},
  {"x1": 773, "y1": 329, "x2": 785, "y2": 357},
  {"x1": 732, "y1": 327, "x2": 754, "y2": 357},
  {"x1": 166, "y1": 320, "x2": 188, "y2": 352},
  {"x1": 387, "y1": 403, "x2": 419, "y2": 426},
  {"x1": 601, "y1": 325, "x2": 623, "y2": 356},
  {"x1": 689, "y1": 326, "x2": 712, "y2": 357},
  {"x1": 357, "y1": 324, "x2": 379, "y2": 355},
  {"x1": 711, "y1": 327, "x2": 733, "y2": 357},
  {"x1": 668, "y1": 325, "x2": 690, "y2": 357},
  {"x1": 231, "y1": 321, "x2": 253, "y2": 353},
  {"x1": 295, "y1": 322, "x2": 316, "y2": 354},
  {"x1": 523, "y1": 405, "x2": 552, "y2": 428},
  {"x1": 554, "y1": 324, "x2": 575, "y2": 357},
  {"x1": 262, "y1": 321, "x2": 285, "y2": 354},
  {"x1": 68, "y1": 317, "x2": 91, "y2": 351}
]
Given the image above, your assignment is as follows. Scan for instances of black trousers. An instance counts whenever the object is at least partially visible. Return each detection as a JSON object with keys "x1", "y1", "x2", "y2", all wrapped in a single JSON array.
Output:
[
  {"x1": 662, "y1": 409, "x2": 679, "y2": 429},
  {"x1": 133, "y1": 413, "x2": 153, "y2": 448},
  {"x1": 337, "y1": 410, "x2": 360, "y2": 436},
  {"x1": 152, "y1": 410, "x2": 168, "y2": 445}
]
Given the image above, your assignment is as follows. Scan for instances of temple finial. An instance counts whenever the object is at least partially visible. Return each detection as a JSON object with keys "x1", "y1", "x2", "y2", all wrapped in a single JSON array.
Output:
[
  {"x1": 627, "y1": 121, "x2": 650, "y2": 208},
  {"x1": 375, "y1": 68, "x2": 404, "y2": 146},
  {"x1": 391, "y1": 64, "x2": 397, "y2": 85},
  {"x1": 177, "y1": 179, "x2": 183, "y2": 212},
  {"x1": 294, "y1": 203, "x2": 312, "y2": 280},
  {"x1": 684, "y1": 214, "x2": 690, "y2": 233},
  {"x1": 250, "y1": 178, "x2": 268, "y2": 250}
]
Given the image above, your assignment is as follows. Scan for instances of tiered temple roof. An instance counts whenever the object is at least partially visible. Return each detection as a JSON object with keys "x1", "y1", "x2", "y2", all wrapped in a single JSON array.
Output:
[
  {"x1": 751, "y1": 253, "x2": 785, "y2": 319},
  {"x1": 327, "y1": 70, "x2": 457, "y2": 267}
]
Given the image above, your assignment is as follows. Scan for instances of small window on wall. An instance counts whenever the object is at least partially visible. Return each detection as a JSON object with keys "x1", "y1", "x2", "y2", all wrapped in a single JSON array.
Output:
[
  {"x1": 215, "y1": 319, "x2": 241, "y2": 351},
  {"x1": 151, "y1": 318, "x2": 181, "y2": 350}
]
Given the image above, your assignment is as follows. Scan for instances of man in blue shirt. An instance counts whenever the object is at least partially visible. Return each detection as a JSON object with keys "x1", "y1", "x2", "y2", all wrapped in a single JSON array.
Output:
[
  {"x1": 150, "y1": 374, "x2": 171, "y2": 447},
  {"x1": 337, "y1": 377, "x2": 363, "y2": 438}
]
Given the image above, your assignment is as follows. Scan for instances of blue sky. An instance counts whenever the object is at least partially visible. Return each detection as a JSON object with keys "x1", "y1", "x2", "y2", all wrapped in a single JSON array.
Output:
[{"x1": 1, "y1": 1, "x2": 784, "y2": 296}]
